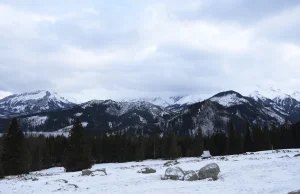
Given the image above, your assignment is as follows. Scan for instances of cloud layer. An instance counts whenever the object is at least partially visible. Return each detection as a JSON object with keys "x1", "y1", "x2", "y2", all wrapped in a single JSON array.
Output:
[{"x1": 0, "y1": 0, "x2": 300, "y2": 101}]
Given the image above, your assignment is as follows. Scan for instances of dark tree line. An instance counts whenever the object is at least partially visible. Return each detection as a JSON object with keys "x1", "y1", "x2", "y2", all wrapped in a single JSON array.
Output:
[{"x1": 0, "y1": 118, "x2": 300, "y2": 178}]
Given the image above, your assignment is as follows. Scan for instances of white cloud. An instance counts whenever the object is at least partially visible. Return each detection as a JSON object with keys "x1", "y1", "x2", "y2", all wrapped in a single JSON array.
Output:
[
  {"x1": 0, "y1": 90, "x2": 12, "y2": 99},
  {"x1": 0, "y1": 1, "x2": 300, "y2": 101}
]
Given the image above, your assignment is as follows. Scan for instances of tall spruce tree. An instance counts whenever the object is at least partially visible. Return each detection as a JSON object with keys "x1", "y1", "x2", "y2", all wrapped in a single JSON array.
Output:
[
  {"x1": 244, "y1": 122, "x2": 253, "y2": 152},
  {"x1": 0, "y1": 145, "x2": 3, "y2": 178},
  {"x1": 42, "y1": 144, "x2": 52, "y2": 169},
  {"x1": 31, "y1": 146, "x2": 42, "y2": 171},
  {"x1": 263, "y1": 125, "x2": 271, "y2": 150},
  {"x1": 168, "y1": 131, "x2": 179, "y2": 159},
  {"x1": 253, "y1": 126, "x2": 265, "y2": 151},
  {"x1": 207, "y1": 135, "x2": 217, "y2": 156},
  {"x1": 135, "y1": 136, "x2": 145, "y2": 161},
  {"x1": 64, "y1": 119, "x2": 92, "y2": 172},
  {"x1": 214, "y1": 132, "x2": 228, "y2": 156},
  {"x1": 194, "y1": 128, "x2": 204, "y2": 156},
  {"x1": 2, "y1": 118, "x2": 29, "y2": 175},
  {"x1": 227, "y1": 120, "x2": 236, "y2": 155}
]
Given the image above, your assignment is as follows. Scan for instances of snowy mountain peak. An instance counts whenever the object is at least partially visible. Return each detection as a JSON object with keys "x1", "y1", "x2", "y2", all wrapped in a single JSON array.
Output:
[
  {"x1": 124, "y1": 97, "x2": 171, "y2": 108},
  {"x1": 249, "y1": 86, "x2": 291, "y2": 101},
  {"x1": 291, "y1": 91, "x2": 300, "y2": 101},
  {"x1": 249, "y1": 90, "x2": 269, "y2": 102},
  {"x1": 209, "y1": 91, "x2": 249, "y2": 107},
  {"x1": 124, "y1": 94, "x2": 206, "y2": 108},
  {"x1": 0, "y1": 90, "x2": 76, "y2": 117},
  {"x1": 172, "y1": 94, "x2": 204, "y2": 105}
]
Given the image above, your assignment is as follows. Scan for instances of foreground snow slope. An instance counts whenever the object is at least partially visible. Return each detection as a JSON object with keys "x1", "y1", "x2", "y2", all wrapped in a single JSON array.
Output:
[{"x1": 1, "y1": 149, "x2": 300, "y2": 194}]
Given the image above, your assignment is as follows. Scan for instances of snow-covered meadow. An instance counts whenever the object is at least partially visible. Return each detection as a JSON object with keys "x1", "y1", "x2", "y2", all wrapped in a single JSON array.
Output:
[{"x1": 1, "y1": 149, "x2": 299, "y2": 194}]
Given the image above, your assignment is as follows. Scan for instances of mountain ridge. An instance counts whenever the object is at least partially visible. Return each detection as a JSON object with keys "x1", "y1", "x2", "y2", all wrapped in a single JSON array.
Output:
[
  {"x1": 1, "y1": 88, "x2": 300, "y2": 136},
  {"x1": 0, "y1": 90, "x2": 77, "y2": 117}
]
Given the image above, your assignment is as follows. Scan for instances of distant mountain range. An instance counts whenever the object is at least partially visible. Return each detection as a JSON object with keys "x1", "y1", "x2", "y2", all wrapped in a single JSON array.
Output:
[
  {"x1": 0, "y1": 87, "x2": 300, "y2": 136},
  {"x1": 0, "y1": 90, "x2": 76, "y2": 117}
]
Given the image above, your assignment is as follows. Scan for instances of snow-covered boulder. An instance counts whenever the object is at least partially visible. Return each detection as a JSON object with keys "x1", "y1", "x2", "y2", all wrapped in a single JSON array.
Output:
[
  {"x1": 198, "y1": 163, "x2": 220, "y2": 180},
  {"x1": 288, "y1": 190, "x2": 300, "y2": 194},
  {"x1": 164, "y1": 167, "x2": 185, "y2": 180},
  {"x1": 164, "y1": 160, "x2": 179, "y2": 167},
  {"x1": 201, "y1": 150, "x2": 212, "y2": 159},
  {"x1": 183, "y1": 170, "x2": 198, "y2": 181},
  {"x1": 294, "y1": 154, "x2": 300, "y2": 157},
  {"x1": 138, "y1": 167, "x2": 156, "y2": 174},
  {"x1": 82, "y1": 170, "x2": 93, "y2": 176}
]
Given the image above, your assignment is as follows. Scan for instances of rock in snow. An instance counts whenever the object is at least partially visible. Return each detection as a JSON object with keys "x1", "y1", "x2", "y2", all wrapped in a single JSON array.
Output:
[
  {"x1": 82, "y1": 168, "x2": 107, "y2": 176},
  {"x1": 164, "y1": 160, "x2": 179, "y2": 167},
  {"x1": 164, "y1": 167, "x2": 185, "y2": 180},
  {"x1": 183, "y1": 170, "x2": 199, "y2": 181},
  {"x1": 82, "y1": 170, "x2": 93, "y2": 176},
  {"x1": 198, "y1": 163, "x2": 220, "y2": 180},
  {"x1": 138, "y1": 167, "x2": 156, "y2": 174}
]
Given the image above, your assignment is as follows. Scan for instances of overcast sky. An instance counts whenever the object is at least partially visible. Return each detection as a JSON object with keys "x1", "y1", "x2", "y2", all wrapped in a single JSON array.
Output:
[{"x1": 0, "y1": 0, "x2": 300, "y2": 101}]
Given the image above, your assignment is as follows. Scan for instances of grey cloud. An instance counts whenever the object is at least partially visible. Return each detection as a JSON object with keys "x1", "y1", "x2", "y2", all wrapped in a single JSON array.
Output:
[{"x1": 0, "y1": 1, "x2": 300, "y2": 101}]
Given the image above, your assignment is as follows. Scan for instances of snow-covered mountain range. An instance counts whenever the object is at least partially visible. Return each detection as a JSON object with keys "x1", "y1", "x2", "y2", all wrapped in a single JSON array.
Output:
[
  {"x1": 125, "y1": 94, "x2": 206, "y2": 108},
  {"x1": 0, "y1": 90, "x2": 76, "y2": 117},
  {"x1": 1, "y1": 87, "x2": 300, "y2": 136}
]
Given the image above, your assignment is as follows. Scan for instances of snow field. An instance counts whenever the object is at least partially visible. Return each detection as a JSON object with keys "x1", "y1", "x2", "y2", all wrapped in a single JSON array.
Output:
[{"x1": 0, "y1": 149, "x2": 299, "y2": 194}]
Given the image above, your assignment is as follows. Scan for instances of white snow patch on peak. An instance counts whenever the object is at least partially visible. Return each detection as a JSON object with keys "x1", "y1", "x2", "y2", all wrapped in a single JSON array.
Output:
[
  {"x1": 210, "y1": 93, "x2": 249, "y2": 107},
  {"x1": 0, "y1": 90, "x2": 76, "y2": 116},
  {"x1": 174, "y1": 94, "x2": 204, "y2": 105},
  {"x1": 81, "y1": 100, "x2": 105, "y2": 109},
  {"x1": 123, "y1": 97, "x2": 171, "y2": 107},
  {"x1": 249, "y1": 91, "x2": 269, "y2": 101},
  {"x1": 122, "y1": 94, "x2": 209, "y2": 107},
  {"x1": 251, "y1": 86, "x2": 291, "y2": 101},
  {"x1": 5, "y1": 90, "x2": 47, "y2": 103},
  {"x1": 291, "y1": 91, "x2": 300, "y2": 101},
  {"x1": 47, "y1": 91, "x2": 77, "y2": 104}
]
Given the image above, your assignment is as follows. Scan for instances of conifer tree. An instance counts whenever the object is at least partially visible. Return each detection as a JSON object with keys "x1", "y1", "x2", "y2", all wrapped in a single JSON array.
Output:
[
  {"x1": 2, "y1": 118, "x2": 29, "y2": 175},
  {"x1": 227, "y1": 120, "x2": 236, "y2": 154},
  {"x1": 161, "y1": 131, "x2": 170, "y2": 159},
  {"x1": 169, "y1": 131, "x2": 179, "y2": 159},
  {"x1": 0, "y1": 146, "x2": 3, "y2": 178},
  {"x1": 135, "y1": 136, "x2": 145, "y2": 161},
  {"x1": 214, "y1": 132, "x2": 228, "y2": 156},
  {"x1": 207, "y1": 135, "x2": 217, "y2": 156},
  {"x1": 42, "y1": 144, "x2": 52, "y2": 169},
  {"x1": 31, "y1": 146, "x2": 42, "y2": 171},
  {"x1": 263, "y1": 125, "x2": 271, "y2": 150},
  {"x1": 244, "y1": 122, "x2": 253, "y2": 152},
  {"x1": 64, "y1": 119, "x2": 92, "y2": 172},
  {"x1": 152, "y1": 128, "x2": 158, "y2": 159},
  {"x1": 253, "y1": 125, "x2": 264, "y2": 151},
  {"x1": 194, "y1": 128, "x2": 204, "y2": 156}
]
